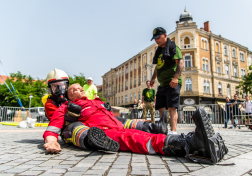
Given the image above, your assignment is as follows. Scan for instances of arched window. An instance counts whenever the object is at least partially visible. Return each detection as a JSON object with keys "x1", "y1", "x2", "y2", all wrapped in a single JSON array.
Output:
[
  {"x1": 218, "y1": 83, "x2": 222, "y2": 95},
  {"x1": 215, "y1": 42, "x2": 220, "y2": 53},
  {"x1": 143, "y1": 72, "x2": 146, "y2": 81},
  {"x1": 202, "y1": 58, "x2": 205, "y2": 70},
  {"x1": 234, "y1": 67, "x2": 238, "y2": 77},
  {"x1": 227, "y1": 84, "x2": 231, "y2": 98},
  {"x1": 184, "y1": 55, "x2": 192, "y2": 68},
  {"x1": 216, "y1": 62, "x2": 221, "y2": 73},
  {"x1": 232, "y1": 48, "x2": 236, "y2": 58},
  {"x1": 206, "y1": 81, "x2": 210, "y2": 93},
  {"x1": 201, "y1": 38, "x2": 208, "y2": 50},
  {"x1": 224, "y1": 46, "x2": 228, "y2": 55},
  {"x1": 225, "y1": 65, "x2": 229, "y2": 74},
  {"x1": 184, "y1": 37, "x2": 190, "y2": 44},
  {"x1": 204, "y1": 80, "x2": 207, "y2": 93},
  {"x1": 185, "y1": 79, "x2": 192, "y2": 91},
  {"x1": 241, "y1": 69, "x2": 246, "y2": 78},
  {"x1": 240, "y1": 52, "x2": 245, "y2": 62},
  {"x1": 204, "y1": 80, "x2": 210, "y2": 93},
  {"x1": 205, "y1": 59, "x2": 209, "y2": 71},
  {"x1": 150, "y1": 52, "x2": 153, "y2": 63}
]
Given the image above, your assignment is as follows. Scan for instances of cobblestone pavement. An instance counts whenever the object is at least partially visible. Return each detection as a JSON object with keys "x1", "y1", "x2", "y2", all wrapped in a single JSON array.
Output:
[{"x1": 0, "y1": 124, "x2": 252, "y2": 176}]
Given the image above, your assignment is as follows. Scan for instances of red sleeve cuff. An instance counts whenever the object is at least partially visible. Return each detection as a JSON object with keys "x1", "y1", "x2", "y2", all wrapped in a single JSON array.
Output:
[{"x1": 43, "y1": 131, "x2": 59, "y2": 142}]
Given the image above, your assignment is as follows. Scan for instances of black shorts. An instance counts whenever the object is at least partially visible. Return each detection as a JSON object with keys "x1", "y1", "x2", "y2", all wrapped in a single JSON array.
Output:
[
  {"x1": 155, "y1": 84, "x2": 181, "y2": 110},
  {"x1": 233, "y1": 110, "x2": 241, "y2": 119},
  {"x1": 245, "y1": 113, "x2": 252, "y2": 119}
]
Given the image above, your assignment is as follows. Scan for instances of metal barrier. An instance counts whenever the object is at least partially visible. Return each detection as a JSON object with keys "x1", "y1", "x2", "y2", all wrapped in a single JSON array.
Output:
[
  {"x1": 0, "y1": 106, "x2": 23, "y2": 122},
  {"x1": 1, "y1": 103, "x2": 251, "y2": 126},
  {"x1": 122, "y1": 103, "x2": 252, "y2": 127}
]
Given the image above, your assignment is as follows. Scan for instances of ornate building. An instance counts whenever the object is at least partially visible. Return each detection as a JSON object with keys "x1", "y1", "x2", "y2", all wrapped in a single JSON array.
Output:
[{"x1": 102, "y1": 8, "x2": 251, "y2": 107}]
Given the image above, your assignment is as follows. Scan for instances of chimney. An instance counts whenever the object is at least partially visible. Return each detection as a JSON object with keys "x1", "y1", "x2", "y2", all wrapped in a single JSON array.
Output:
[
  {"x1": 204, "y1": 21, "x2": 210, "y2": 32},
  {"x1": 200, "y1": 27, "x2": 204, "y2": 30}
]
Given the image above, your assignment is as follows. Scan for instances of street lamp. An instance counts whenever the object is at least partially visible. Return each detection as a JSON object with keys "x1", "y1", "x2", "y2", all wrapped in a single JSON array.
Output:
[{"x1": 28, "y1": 94, "x2": 33, "y2": 118}]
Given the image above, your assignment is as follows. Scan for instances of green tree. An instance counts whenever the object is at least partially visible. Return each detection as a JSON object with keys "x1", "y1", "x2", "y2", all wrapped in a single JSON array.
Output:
[
  {"x1": 0, "y1": 71, "x2": 47, "y2": 107},
  {"x1": 236, "y1": 67, "x2": 252, "y2": 96},
  {"x1": 69, "y1": 73, "x2": 87, "y2": 86}
]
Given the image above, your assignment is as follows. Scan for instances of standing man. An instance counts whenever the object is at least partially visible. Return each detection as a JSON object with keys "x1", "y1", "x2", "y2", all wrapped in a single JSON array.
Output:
[
  {"x1": 83, "y1": 77, "x2": 98, "y2": 100},
  {"x1": 230, "y1": 94, "x2": 242, "y2": 128},
  {"x1": 224, "y1": 97, "x2": 232, "y2": 128},
  {"x1": 142, "y1": 80, "x2": 156, "y2": 123},
  {"x1": 150, "y1": 27, "x2": 184, "y2": 134},
  {"x1": 242, "y1": 95, "x2": 252, "y2": 125}
]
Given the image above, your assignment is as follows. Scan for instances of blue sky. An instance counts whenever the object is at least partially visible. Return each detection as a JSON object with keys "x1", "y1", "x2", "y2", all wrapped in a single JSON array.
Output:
[{"x1": 0, "y1": 0, "x2": 251, "y2": 85}]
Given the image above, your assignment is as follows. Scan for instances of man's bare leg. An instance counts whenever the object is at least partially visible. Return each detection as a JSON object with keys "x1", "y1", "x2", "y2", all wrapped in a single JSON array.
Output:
[
  {"x1": 168, "y1": 107, "x2": 177, "y2": 132},
  {"x1": 159, "y1": 108, "x2": 166, "y2": 118}
]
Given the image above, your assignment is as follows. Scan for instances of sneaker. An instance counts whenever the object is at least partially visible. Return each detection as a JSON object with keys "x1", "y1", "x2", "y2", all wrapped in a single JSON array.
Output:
[
  {"x1": 87, "y1": 127, "x2": 120, "y2": 152},
  {"x1": 168, "y1": 131, "x2": 178, "y2": 135}
]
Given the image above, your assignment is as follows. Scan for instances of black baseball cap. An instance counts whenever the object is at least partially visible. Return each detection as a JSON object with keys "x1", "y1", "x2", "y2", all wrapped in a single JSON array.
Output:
[{"x1": 151, "y1": 27, "x2": 166, "y2": 41}]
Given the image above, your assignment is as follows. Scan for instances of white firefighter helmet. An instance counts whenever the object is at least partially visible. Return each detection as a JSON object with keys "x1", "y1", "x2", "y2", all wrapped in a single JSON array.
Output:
[
  {"x1": 46, "y1": 68, "x2": 69, "y2": 85},
  {"x1": 46, "y1": 68, "x2": 69, "y2": 96}
]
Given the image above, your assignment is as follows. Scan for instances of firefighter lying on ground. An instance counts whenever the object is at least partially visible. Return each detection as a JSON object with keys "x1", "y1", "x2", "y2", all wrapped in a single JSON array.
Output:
[{"x1": 42, "y1": 68, "x2": 169, "y2": 135}]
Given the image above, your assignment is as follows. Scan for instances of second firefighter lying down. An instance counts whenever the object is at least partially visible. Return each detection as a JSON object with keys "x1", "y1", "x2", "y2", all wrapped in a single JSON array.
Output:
[{"x1": 43, "y1": 83, "x2": 228, "y2": 164}]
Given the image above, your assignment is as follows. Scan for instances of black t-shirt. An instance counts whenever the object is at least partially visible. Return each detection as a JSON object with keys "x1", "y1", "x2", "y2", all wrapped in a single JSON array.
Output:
[{"x1": 230, "y1": 99, "x2": 242, "y2": 115}]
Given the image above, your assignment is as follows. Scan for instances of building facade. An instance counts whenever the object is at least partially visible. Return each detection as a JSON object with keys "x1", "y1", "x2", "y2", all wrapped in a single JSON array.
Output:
[{"x1": 102, "y1": 8, "x2": 251, "y2": 107}]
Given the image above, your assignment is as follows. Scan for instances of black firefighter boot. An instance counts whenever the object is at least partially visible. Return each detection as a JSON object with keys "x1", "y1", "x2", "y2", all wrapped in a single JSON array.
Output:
[
  {"x1": 142, "y1": 110, "x2": 168, "y2": 134},
  {"x1": 84, "y1": 127, "x2": 120, "y2": 152},
  {"x1": 163, "y1": 108, "x2": 225, "y2": 162}
]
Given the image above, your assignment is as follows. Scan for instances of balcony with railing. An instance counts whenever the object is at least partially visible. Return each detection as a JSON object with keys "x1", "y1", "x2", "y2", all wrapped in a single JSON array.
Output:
[
  {"x1": 180, "y1": 43, "x2": 196, "y2": 49},
  {"x1": 183, "y1": 67, "x2": 197, "y2": 71}
]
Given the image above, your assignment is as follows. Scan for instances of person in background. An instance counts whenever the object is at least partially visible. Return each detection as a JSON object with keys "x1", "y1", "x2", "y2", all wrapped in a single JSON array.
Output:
[
  {"x1": 83, "y1": 77, "x2": 98, "y2": 100},
  {"x1": 142, "y1": 80, "x2": 156, "y2": 123},
  {"x1": 242, "y1": 95, "x2": 252, "y2": 125},
  {"x1": 132, "y1": 99, "x2": 138, "y2": 109},
  {"x1": 230, "y1": 94, "x2": 242, "y2": 128},
  {"x1": 224, "y1": 97, "x2": 232, "y2": 128},
  {"x1": 138, "y1": 100, "x2": 143, "y2": 109}
]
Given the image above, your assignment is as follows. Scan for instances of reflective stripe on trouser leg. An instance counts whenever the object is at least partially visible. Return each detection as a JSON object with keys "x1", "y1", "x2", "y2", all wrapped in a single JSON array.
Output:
[
  {"x1": 146, "y1": 138, "x2": 156, "y2": 154},
  {"x1": 72, "y1": 125, "x2": 90, "y2": 149},
  {"x1": 124, "y1": 119, "x2": 145, "y2": 130}
]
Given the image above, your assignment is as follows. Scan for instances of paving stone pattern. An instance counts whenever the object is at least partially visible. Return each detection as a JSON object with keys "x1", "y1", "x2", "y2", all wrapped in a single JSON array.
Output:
[{"x1": 0, "y1": 124, "x2": 252, "y2": 176}]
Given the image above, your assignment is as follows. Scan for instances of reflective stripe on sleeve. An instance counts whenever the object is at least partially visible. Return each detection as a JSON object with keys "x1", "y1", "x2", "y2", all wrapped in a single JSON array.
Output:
[{"x1": 45, "y1": 126, "x2": 61, "y2": 134}]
